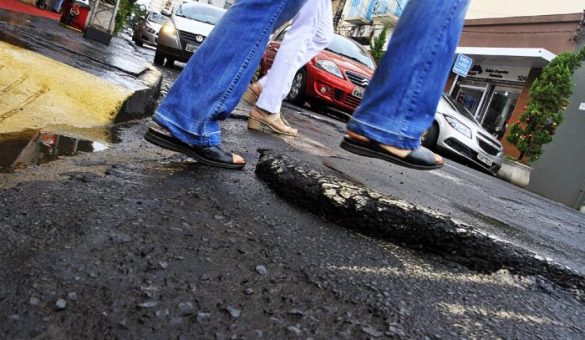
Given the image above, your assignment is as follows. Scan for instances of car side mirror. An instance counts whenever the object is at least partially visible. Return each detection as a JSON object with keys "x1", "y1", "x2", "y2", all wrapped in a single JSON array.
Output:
[{"x1": 161, "y1": 9, "x2": 171, "y2": 17}]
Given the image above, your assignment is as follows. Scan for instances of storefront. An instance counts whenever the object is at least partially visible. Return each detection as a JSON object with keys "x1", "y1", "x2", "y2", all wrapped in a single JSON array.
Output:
[{"x1": 448, "y1": 47, "x2": 555, "y2": 143}]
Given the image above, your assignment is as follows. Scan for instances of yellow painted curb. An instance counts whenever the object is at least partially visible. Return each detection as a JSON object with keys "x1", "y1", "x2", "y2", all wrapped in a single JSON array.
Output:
[{"x1": 0, "y1": 41, "x2": 132, "y2": 135}]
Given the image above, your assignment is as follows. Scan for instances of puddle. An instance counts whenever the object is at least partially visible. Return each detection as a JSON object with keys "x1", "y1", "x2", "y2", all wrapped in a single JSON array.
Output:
[{"x1": 0, "y1": 127, "x2": 118, "y2": 173}]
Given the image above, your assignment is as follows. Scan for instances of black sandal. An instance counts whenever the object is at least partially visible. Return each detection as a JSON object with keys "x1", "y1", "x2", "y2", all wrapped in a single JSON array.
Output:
[
  {"x1": 144, "y1": 125, "x2": 246, "y2": 170},
  {"x1": 340, "y1": 136, "x2": 443, "y2": 170}
]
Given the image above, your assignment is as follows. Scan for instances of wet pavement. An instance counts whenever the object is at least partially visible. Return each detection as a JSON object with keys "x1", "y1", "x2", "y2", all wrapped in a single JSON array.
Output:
[
  {"x1": 1, "y1": 114, "x2": 585, "y2": 338},
  {"x1": 0, "y1": 10, "x2": 162, "y2": 121},
  {"x1": 0, "y1": 32, "x2": 584, "y2": 338},
  {"x1": 0, "y1": 128, "x2": 118, "y2": 173}
]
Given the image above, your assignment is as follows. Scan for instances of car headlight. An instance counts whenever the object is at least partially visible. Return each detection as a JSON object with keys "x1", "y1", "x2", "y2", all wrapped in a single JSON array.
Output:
[
  {"x1": 315, "y1": 60, "x2": 344, "y2": 79},
  {"x1": 443, "y1": 114, "x2": 472, "y2": 139},
  {"x1": 161, "y1": 22, "x2": 177, "y2": 35}
]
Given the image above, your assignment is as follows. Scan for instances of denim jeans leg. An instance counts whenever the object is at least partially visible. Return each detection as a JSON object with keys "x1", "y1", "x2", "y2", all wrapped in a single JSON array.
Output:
[
  {"x1": 154, "y1": 0, "x2": 306, "y2": 147},
  {"x1": 347, "y1": 0, "x2": 470, "y2": 150}
]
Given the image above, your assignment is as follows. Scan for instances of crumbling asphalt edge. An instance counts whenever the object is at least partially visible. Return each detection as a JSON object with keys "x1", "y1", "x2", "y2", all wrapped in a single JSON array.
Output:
[{"x1": 255, "y1": 150, "x2": 585, "y2": 300}]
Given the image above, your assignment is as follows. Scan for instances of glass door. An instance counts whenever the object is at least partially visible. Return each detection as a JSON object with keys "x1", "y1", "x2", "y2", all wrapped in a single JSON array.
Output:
[
  {"x1": 481, "y1": 87, "x2": 521, "y2": 139},
  {"x1": 454, "y1": 84, "x2": 488, "y2": 118}
]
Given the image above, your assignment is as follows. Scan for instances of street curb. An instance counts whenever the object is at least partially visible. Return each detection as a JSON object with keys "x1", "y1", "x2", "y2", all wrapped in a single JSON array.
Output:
[
  {"x1": 115, "y1": 65, "x2": 162, "y2": 123},
  {"x1": 255, "y1": 150, "x2": 585, "y2": 298}
]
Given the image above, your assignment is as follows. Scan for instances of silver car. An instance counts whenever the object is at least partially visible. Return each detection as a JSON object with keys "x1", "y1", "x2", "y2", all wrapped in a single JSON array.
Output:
[
  {"x1": 422, "y1": 95, "x2": 504, "y2": 174},
  {"x1": 155, "y1": 2, "x2": 225, "y2": 66},
  {"x1": 132, "y1": 12, "x2": 167, "y2": 46}
]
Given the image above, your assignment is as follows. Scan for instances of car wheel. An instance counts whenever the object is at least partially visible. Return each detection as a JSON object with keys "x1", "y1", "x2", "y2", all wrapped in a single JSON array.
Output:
[
  {"x1": 154, "y1": 51, "x2": 165, "y2": 66},
  {"x1": 421, "y1": 122, "x2": 439, "y2": 149},
  {"x1": 286, "y1": 69, "x2": 306, "y2": 105},
  {"x1": 165, "y1": 58, "x2": 175, "y2": 67},
  {"x1": 135, "y1": 39, "x2": 143, "y2": 47}
]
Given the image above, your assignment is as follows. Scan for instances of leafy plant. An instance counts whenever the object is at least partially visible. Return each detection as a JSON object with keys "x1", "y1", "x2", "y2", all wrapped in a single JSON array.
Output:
[
  {"x1": 370, "y1": 23, "x2": 390, "y2": 63},
  {"x1": 108, "y1": 0, "x2": 143, "y2": 34},
  {"x1": 506, "y1": 47, "x2": 585, "y2": 163}
]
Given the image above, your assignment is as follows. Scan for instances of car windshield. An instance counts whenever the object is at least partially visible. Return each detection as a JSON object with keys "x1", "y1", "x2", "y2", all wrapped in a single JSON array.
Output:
[
  {"x1": 443, "y1": 95, "x2": 480, "y2": 124},
  {"x1": 147, "y1": 12, "x2": 166, "y2": 24},
  {"x1": 175, "y1": 3, "x2": 225, "y2": 25},
  {"x1": 325, "y1": 35, "x2": 376, "y2": 69}
]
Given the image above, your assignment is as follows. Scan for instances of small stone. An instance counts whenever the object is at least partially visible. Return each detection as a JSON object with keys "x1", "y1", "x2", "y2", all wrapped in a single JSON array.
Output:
[
  {"x1": 8, "y1": 314, "x2": 20, "y2": 320},
  {"x1": 214, "y1": 215, "x2": 225, "y2": 220},
  {"x1": 197, "y1": 312, "x2": 211, "y2": 323},
  {"x1": 286, "y1": 326, "x2": 302, "y2": 336},
  {"x1": 29, "y1": 297, "x2": 40, "y2": 305},
  {"x1": 170, "y1": 317, "x2": 183, "y2": 325},
  {"x1": 226, "y1": 305, "x2": 241, "y2": 318},
  {"x1": 288, "y1": 308, "x2": 304, "y2": 316},
  {"x1": 361, "y1": 326, "x2": 383, "y2": 338},
  {"x1": 55, "y1": 299, "x2": 67, "y2": 310},
  {"x1": 159, "y1": 261, "x2": 169, "y2": 269},
  {"x1": 178, "y1": 302, "x2": 195, "y2": 316},
  {"x1": 255, "y1": 265, "x2": 267, "y2": 275},
  {"x1": 67, "y1": 292, "x2": 78, "y2": 301},
  {"x1": 200, "y1": 274, "x2": 211, "y2": 281},
  {"x1": 138, "y1": 301, "x2": 159, "y2": 309},
  {"x1": 244, "y1": 288, "x2": 254, "y2": 295},
  {"x1": 155, "y1": 309, "x2": 170, "y2": 319}
]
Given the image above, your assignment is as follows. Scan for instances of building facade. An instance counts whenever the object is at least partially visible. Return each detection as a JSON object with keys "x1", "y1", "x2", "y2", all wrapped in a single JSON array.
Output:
[
  {"x1": 527, "y1": 34, "x2": 585, "y2": 211},
  {"x1": 445, "y1": 13, "x2": 584, "y2": 158},
  {"x1": 336, "y1": 0, "x2": 409, "y2": 47}
]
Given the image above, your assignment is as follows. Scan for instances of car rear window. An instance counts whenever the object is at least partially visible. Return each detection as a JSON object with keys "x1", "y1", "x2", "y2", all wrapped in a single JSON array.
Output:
[{"x1": 176, "y1": 3, "x2": 226, "y2": 25}]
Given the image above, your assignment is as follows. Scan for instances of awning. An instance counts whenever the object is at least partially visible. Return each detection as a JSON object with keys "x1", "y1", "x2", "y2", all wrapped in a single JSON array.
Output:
[{"x1": 455, "y1": 47, "x2": 556, "y2": 68}]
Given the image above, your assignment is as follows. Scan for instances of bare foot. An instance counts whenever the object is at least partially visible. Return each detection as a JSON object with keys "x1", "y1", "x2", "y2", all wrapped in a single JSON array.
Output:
[
  {"x1": 347, "y1": 131, "x2": 443, "y2": 165},
  {"x1": 232, "y1": 153, "x2": 245, "y2": 164}
]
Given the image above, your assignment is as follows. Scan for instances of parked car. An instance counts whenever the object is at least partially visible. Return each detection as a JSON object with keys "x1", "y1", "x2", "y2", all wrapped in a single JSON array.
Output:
[
  {"x1": 422, "y1": 95, "x2": 504, "y2": 174},
  {"x1": 155, "y1": 2, "x2": 226, "y2": 66},
  {"x1": 132, "y1": 12, "x2": 167, "y2": 46},
  {"x1": 258, "y1": 26, "x2": 376, "y2": 114}
]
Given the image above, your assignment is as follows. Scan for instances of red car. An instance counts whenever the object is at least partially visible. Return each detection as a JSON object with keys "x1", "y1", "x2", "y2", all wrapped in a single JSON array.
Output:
[{"x1": 258, "y1": 26, "x2": 376, "y2": 114}]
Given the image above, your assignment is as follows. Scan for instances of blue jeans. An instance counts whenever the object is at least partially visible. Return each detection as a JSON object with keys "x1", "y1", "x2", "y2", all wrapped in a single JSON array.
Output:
[
  {"x1": 154, "y1": 0, "x2": 307, "y2": 147},
  {"x1": 348, "y1": 0, "x2": 470, "y2": 149},
  {"x1": 155, "y1": 0, "x2": 469, "y2": 149}
]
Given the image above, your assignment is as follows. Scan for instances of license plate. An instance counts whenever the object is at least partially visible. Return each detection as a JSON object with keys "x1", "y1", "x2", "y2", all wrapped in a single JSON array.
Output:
[
  {"x1": 477, "y1": 153, "x2": 493, "y2": 166},
  {"x1": 185, "y1": 43, "x2": 198, "y2": 52},
  {"x1": 352, "y1": 86, "x2": 365, "y2": 99}
]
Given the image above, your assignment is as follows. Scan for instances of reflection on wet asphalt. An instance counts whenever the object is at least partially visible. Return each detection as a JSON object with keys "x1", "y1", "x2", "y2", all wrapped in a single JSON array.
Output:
[{"x1": 0, "y1": 130, "x2": 113, "y2": 172}]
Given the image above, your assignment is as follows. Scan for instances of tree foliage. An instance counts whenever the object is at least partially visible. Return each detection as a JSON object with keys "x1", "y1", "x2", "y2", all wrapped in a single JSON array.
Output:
[
  {"x1": 506, "y1": 47, "x2": 585, "y2": 163},
  {"x1": 370, "y1": 23, "x2": 390, "y2": 64}
]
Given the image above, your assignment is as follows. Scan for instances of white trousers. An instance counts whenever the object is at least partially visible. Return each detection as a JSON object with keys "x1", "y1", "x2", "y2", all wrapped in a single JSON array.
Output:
[{"x1": 256, "y1": 0, "x2": 334, "y2": 114}]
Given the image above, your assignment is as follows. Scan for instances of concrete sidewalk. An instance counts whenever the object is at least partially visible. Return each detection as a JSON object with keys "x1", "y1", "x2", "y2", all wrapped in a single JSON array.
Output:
[{"x1": 0, "y1": 9, "x2": 161, "y2": 137}]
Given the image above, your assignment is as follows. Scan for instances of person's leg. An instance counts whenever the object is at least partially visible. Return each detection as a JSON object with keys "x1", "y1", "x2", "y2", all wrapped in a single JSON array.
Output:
[
  {"x1": 346, "y1": 0, "x2": 470, "y2": 166},
  {"x1": 152, "y1": 0, "x2": 306, "y2": 149},
  {"x1": 255, "y1": 0, "x2": 334, "y2": 114}
]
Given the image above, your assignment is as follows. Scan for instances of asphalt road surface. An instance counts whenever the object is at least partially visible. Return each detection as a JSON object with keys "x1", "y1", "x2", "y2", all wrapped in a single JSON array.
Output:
[{"x1": 0, "y1": 45, "x2": 584, "y2": 339}]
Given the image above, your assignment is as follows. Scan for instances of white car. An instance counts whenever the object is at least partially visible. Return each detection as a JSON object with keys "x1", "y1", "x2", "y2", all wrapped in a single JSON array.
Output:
[
  {"x1": 422, "y1": 95, "x2": 504, "y2": 174},
  {"x1": 155, "y1": 2, "x2": 225, "y2": 66}
]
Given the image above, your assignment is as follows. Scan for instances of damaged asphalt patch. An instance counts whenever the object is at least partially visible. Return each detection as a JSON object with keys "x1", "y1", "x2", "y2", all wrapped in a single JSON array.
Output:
[{"x1": 255, "y1": 150, "x2": 585, "y2": 299}]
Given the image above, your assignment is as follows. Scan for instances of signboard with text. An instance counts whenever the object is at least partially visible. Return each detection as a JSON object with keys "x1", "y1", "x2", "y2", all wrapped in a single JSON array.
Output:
[{"x1": 452, "y1": 54, "x2": 473, "y2": 77}]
